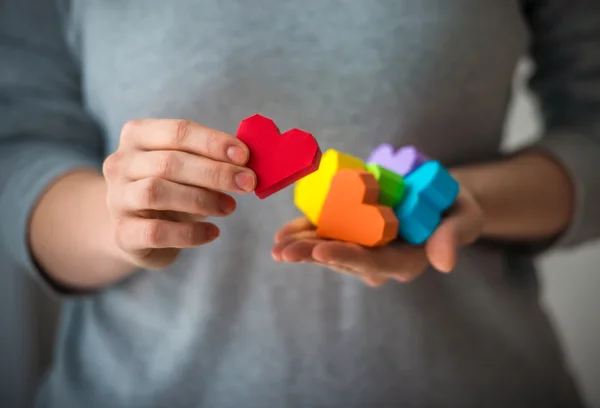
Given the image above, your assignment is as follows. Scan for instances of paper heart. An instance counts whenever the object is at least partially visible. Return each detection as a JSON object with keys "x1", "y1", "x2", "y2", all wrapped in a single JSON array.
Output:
[
  {"x1": 395, "y1": 190, "x2": 441, "y2": 245},
  {"x1": 365, "y1": 163, "x2": 405, "y2": 208},
  {"x1": 237, "y1": 114, "x2": 322, "y2": 199},
  {"x1": 367, "y1": 144, "x2": 429, "y2": 177},
  {"x1": 294, "y1": 149, "x2": 365, "y2": 224},
  {"x1": 317, "y1": 169, "x2": 399, "y2": 247},
  {"x1": 395, "y1": 161, "x2": 459, "y2": 244},
  {"x1": 404, "y1": 161, "x2": 459, "y2": 212}
]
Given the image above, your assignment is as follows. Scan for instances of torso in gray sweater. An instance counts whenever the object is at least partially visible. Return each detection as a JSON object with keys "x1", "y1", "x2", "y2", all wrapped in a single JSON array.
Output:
[{"x1": 2, "y1": 0, "x2": 599, "y2": 407}]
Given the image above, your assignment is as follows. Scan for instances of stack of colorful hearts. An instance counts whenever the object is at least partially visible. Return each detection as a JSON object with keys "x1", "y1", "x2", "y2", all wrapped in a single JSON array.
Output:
[
  {"x1": 294, "y1": 145, "x2": 460, "y2": 246},
  {"x1": 236, "y1": 114, "x2": 460, "y2": 247}
]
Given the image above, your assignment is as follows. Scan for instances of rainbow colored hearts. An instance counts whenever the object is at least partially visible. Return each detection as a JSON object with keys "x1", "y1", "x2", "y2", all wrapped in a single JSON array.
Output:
[
  {"x1": 365, "y1": 163, "x2": 405, "y2": 208},
  {"x1": 293, "y1": 143, "x2": 459, "y2": 247},
  {"x1": 236, "y1": 112, "x2": 460, "y2": 247},
  {"x1": 367, "y1": 144, "x2": 429, "y2": 176},
  {"x1": 395, "y1": 161, "x2": 459, "y2": 244},
  {"x1": 317, "y1": 169, "x2": 399, "y2": 247},
  {"x1": 294, "y1": 149, "x2": 365, "y2": 225}
]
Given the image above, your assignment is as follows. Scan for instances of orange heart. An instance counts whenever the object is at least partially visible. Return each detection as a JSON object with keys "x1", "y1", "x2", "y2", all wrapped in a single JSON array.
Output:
[{"x1": 316, "y1": 169, "x2": 399, "y2": 247}]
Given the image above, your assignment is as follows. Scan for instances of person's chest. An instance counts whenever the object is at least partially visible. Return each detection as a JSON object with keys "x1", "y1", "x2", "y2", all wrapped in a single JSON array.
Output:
[{"x1": 72, "y1": 0, "x2": 528, "y2": 164}]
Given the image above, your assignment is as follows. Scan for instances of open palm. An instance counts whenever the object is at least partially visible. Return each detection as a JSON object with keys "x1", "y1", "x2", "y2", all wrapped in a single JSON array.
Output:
[{"x1": 272, "y1": 188, "x2": 485, "y2": 286}]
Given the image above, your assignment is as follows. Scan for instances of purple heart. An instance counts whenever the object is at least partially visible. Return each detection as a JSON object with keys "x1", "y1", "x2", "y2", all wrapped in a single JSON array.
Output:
[{"x1": 367, "y1": 144, "x2": 429, "y2": 176}]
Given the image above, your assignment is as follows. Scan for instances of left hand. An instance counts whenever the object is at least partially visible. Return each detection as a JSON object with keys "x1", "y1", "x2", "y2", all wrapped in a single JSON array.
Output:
[{"x1": 272, "y1": 187, "x2": 485, "y2": 287}]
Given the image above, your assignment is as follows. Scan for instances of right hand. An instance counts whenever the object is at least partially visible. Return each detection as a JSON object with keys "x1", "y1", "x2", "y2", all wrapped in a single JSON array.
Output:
[{"x1": 102, "y1": 119, "x2": 256, "y2": 269}]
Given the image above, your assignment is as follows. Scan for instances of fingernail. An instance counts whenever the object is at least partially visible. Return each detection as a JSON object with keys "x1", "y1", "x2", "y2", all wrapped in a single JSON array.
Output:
[
  {"x1": 219, "y1": 196, "x2": 236, "y2": 214},
  {"x1": 235, "y1": 172, "x2": 256, "y2": 192},
  {"x1": 227, "y1": 146, "x2": 248, "y2": 165}
]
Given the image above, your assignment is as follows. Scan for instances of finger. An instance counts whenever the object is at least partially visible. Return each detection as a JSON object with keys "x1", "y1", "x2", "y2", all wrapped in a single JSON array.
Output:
[
  {"x1": 125, "y1": 150, "x2": 256, "y2": 193},
  {"x1": 448, "y1": 191, "x2": 484, "y2": 246},
  {"x1": 274, "y1": 230, "x2": 321, "y2": 247},
  {"x1": 274, "y1": 217, "x2": 315, "y2": 243},
  {"x1": 317, "y1": 261, "x2": 363, "y2": 278},
  {"x1": 277, "y1": 239, "x2": 322, "y2": 262},
  {"x1": 312, "y1": 241, "x2": 380, "y2": 274},
  {"x1": 115, "y1": 218, "x2": 220, "y2": 251},
  {"x1": 120, "y1": 119, "x2": 250, "y2": 165},
  {"x1": 425, "y1": 226, "x2": 456, "y2": 273},
  {"x1": 272, "y1": 231, "x2": 323, "y2": 261},
  {"x1": 313, "y1": 241, "x2": 427, "y2": 281},
  {"x1": 362, "y1": 275, "x2": 388, "y2": 287},
  {"x1": 123, "y1": 177, "x2": 237, "y2": 217},
  {"x1": 426, "y1": 193, "x2": 483, "y2": 273}
]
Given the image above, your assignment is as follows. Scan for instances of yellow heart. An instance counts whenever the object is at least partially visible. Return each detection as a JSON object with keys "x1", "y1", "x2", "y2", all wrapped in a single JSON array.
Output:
[{"x1": 294, "y1": 149, "x2": 365, "y2": 225}]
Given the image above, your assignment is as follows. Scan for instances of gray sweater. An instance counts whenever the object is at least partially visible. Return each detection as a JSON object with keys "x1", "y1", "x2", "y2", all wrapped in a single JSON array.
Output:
[{"x1": 1, "y1": 0, "x2": 599, "y2": 407}]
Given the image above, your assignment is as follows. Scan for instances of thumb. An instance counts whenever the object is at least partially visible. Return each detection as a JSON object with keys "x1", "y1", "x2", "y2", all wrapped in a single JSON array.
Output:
[{"x1": 425, "y1": 193, "x2": 483, "y2": 273}]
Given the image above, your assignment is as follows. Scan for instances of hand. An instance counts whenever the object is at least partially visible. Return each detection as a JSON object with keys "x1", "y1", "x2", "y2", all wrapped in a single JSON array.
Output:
[
  {"x1": 103, "y1": 119, "x2": 256, "y2": 269},
  {"x1": 272, "y1": 187, "x2": 485, "y2": 286}
]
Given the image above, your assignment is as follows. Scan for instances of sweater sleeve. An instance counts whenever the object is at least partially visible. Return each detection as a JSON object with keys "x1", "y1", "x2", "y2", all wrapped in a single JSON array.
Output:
[
  {"x1": 522, "y1": 1, "x2": 600, "y2": 249},
  {"x1": 0, "y1": 0, "x2": 104, "y2": 285}
]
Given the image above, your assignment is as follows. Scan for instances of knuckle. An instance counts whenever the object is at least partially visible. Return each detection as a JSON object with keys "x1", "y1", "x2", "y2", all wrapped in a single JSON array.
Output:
[
  {"x1": 171, "y1": 119, "x2": 192, "y2": 147},
  {"x1": 138, "y1": 178, "x2": 163, "y2": 208},
  {"x1": 197, "y1": 191, "x2": 222, "y2": 214},
  {"x1": 155, "y1": 151, "x2": 178, "y2": 178},
  {"x1": 121, "y1": 120, "x2": 142, "y2": 143},
  {"x1": 102, "y1": 153, "x2": 121, "y2": 179},
  {"x1": 190, "y1": 189, "x2": 209, "y2": 212},
  {"x1": 202, "y1": 164, "x2": 220, "y2": 188},
  {"x1": 180, "y1": 224, "x2": 196, "y2": 245},
  {"x1": 142, "y1": 220, "x2": 163, "y2": 246},
  {"x1": 204, "y1": 162, "x2": 234, "y2": 189},
  {"x1": 203, "y1": 129, "x2": 220, "y2": 155}
]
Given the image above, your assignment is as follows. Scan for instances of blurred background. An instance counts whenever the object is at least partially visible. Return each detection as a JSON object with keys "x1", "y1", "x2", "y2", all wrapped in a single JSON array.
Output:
[
  {"x1": 502, "y1": 61, "x2": 600, "y2": 408},
  {"x1": 1, "y1": 59, "x2": 599, "y2": 407}
]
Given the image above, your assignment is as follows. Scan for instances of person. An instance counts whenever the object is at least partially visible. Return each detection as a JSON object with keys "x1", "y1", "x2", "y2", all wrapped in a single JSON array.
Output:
[{"x1": 1, "y1": 0, "x2": 598, "y2": 406}]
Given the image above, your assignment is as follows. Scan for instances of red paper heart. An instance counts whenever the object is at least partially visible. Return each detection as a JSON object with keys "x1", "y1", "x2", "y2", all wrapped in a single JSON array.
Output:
[{"x1": 236, "y1": 114, "x2": 322, "y2": 199}]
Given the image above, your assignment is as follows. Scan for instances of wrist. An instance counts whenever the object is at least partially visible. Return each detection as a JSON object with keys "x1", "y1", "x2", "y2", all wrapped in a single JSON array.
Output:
[
  {"x1": 30, "y1": 170, "x2": 137, "y2": 290},
  {"x1": 448, "y1": 152, "x2": 574, "y2": 241}
]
